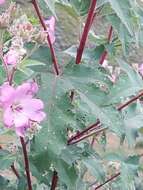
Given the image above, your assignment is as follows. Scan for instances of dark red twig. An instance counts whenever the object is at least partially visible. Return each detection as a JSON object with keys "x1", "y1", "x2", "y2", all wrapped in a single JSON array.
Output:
[
  {"x1": 0, "y1": 145, "x2": 20, "y2": 179},
  {"x1": 11, "y1": 164, "x2": 20, "y2": 179},
  {"x1": 117, "y1": 91, "x2": 143, "y2": 111},
  {"x1": 99, "y1": 26, "x2": 113, "y2": 65},
  {"x1": 50, "y1": 171, "x2": 58, "y2": 190},
  {"x1": 94, "y1": 172, "x2": 120, "y2": 189},
  {"x1": 76, "y1": 0, "x2": 97, "y2": 64},
  {"x1": 68, "y1": 127, "x2": 107, "y2": 145},
  {"x1": 67, "y1": 119, "x2": 100, "y2": 144},
  {"x1": 31, "y1": 0, "x2": 59, "y2": 75},
  {"x1": 20, "y1": 137, "x2": 32, "y2": 190}
]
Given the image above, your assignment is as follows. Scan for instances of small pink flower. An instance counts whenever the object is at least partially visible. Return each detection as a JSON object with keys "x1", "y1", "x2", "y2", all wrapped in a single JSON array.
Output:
[
  {"x1": 0, "y1": 81, "x2": 46, "y2": 136},
  {"x1": 139, "y1": 64, "x2": 143, "y2": 76},
  {"x1": 4, "y1": 50, "x2": 19, "y2": 66},
  {"x1": 45, "y1": 16, "x2": 56, "y2": 44},
  {"x1": 0, "y1": 0, "x2": 5, "y2": 5}
]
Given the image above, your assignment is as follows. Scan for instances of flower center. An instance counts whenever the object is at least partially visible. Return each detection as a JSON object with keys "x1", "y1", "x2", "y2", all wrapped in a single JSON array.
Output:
[{"x1": 11, "y1": 102, "x2": 23, "y2": 112}]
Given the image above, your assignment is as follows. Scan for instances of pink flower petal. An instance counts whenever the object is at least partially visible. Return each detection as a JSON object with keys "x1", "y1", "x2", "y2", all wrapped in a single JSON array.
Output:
[
  {"x1": 14, "y1": 113, "x2": 29, "y2": 128},
  {"x1": 3, "y1": 107, "x2": 14, "y2": 127},
  {"x1": 0, "y1": 0, "x2": 5, "y2": 5},
  {"x1": 4, "y1": 50, "x2": 19, "y2": 66},
  {"x1": 45, "y1": 16, "x2": 56, "y2": 44},
  {"x1": 45, "y1": 16, "x2": 55, "y2": 32},
  {"x1": 20, "y1": 98, "x2": 45, "y2": 121},
  {"x1": 21, "y1": 98, "x2": 44, "y2": 112},
  {"x1": 31, "y1": 111, "x2": 46, "y2": 122},
  {"x1": 139, "y1": 64, "x2": 143, "y2": 76},
  {"x1": 15, "y1": 126, "x2": 28, "y2": 137},
  {"x1": 0, "y1": 84, "x2": 15, "y2": 107},
  {"x1": 15, "y1": 82, "x2": 38, "y2": 100}
]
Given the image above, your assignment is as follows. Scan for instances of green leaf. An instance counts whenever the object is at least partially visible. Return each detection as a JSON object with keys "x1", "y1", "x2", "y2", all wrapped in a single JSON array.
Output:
[
  {"x1": 83, "y1": 158, "x2": 105, "y2": 182},
  {"x1": 106, "y1": 60, "x2": 143, "y2": 104},
  {"x1": 0, "y1": 150, "x2": 15, "y2": 170},
  {"x1": 43, "y1": 0, "x2": 56, "y2": 16},
  {"x1": 21, "y1": 59, "x2": 45, "y2": 67},
  {"x1": 108, "y1": 0, "x2": 133, "y2": 35}
]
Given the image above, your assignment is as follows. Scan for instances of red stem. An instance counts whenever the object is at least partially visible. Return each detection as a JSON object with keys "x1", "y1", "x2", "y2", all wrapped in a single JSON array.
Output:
[
  {"x1": 31, "y1": 0, "x2": 59, "y2": 75},
  {"x1": 68, "y1": 128, "x2": 107, "y2": 145},
  {"x1": 76, "y1": 0, "x2": 97, "y2": 64},
  {"x1": 94, "y1": 172, "x2": 120, "y2": 189},
  {"x1": 67, "y1": 119, "x2": 100, "y2": 144},
  {"x1": 20, "y1": 137, "x2": 32, "y2": 190},
  {"x1": 11, "y1": 164, "x2": 20, "y2": 179},
  {"x1": 117, "y1": 91, "x2": 143, "y2": 111},
  {"x1": 50, "y1": 171, "x2": 58, "y2": 190},
  {"x1": 99, "y1": 26, "x2": 113, "y2": 65},
  {"x1": 68, "y1": 127, "x2": 106, "y2": 145}
]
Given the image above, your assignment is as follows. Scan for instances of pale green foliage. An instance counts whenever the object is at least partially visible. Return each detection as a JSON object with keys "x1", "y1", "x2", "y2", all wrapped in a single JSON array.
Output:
[{"x1": 0, "y1": 0, "x2": 143, "y2": 189}]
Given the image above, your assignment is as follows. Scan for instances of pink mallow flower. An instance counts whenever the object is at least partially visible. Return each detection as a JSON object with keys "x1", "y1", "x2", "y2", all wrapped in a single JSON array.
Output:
[
  {"x1": 0, "y1": 81, "x2": 46, "y2": 136},
  {"x1": 4, "y1": 49, "x2": 19, "y2": 66},
  {"x1": 45, "y1": 16, "x2": 56, "y2": 44},
  {"x1": 0, "y1": 0, "x2": 5, "y2": 5}
]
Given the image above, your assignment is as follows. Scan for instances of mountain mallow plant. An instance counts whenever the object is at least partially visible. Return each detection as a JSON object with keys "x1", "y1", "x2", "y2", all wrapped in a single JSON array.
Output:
[{"x1": 0, "y1": 0, "x2": 143, "y2": 189}]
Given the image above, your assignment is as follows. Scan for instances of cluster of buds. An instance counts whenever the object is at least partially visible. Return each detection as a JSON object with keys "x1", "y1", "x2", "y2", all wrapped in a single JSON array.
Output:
[
  {"x1": 9, "y1": 15, "x2": 36, "y2": 42},
  {"x1": 0, "y1": 2, "x2": 16, "y2": 28},
  {"x1": 27, "y1": 120, "x2": 42, "y2": 139},
  {"x1": 102, "y1": 60, "x2": 120, "y2": 83},
  {"x1": 9, "y1": 14, "x2": 56, "y2": 45}
]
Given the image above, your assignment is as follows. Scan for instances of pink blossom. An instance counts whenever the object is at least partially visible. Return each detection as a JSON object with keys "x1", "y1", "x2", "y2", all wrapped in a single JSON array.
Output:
[
  {"x1": 45, "y1": 16, "x2": 56, "y2": 44},
  {"x1": 4, "y1": 50, "x2": 19, "y2": 66},
  {"x1": 0, "y1": 0, "x2": 5, "y2": 5},
  {"x1": 139, "y1": 64, "x2": 143, "y2": 76},
  {"x1": 0, "y1": 81, "x2": 46, "y2": 136}
]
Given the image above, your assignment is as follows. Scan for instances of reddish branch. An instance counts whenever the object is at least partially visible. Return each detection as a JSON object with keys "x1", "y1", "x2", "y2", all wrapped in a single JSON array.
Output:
[
  {"x1": 99, "y1": 26, "x2": 113, "y2": 65},
  {"x1": 76, "y1": 0, "x2": 97, "y2": 64},
  {"x1": 94, "y1": 172, "x2": 120, "y2": 189},
  {"x1": 31, "y1": 0, "x2": 59, "y2": 75},
  {"x1": 0, "y1": 145, "x2": 20, "y2": 179},
  {"x1": 117, "y1": 91, "x2": 143, "y2": 111},
  {"x1": 20, "y1": 137, "x2": 32, "y2": 190},
  {"x1": 50, "y1": 171, "x2": 58, "y2": 190},
  {"x1": 69, "y1": 127, "x2": 107, "y2": 145},
  {"x1": 68, "y1": 120, "x2": 100, "y2": 143},
  {"x1": 67, "y1": 120, "x2": 107, "y2": 145},
  {"x1": 11, "y1": 164, "x2": 20, "y2": 179}
]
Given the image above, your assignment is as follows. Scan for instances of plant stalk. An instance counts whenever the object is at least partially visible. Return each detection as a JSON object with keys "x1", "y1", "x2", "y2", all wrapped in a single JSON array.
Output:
[
  {"x1": 99, "y1": 26, "x2": 113, "y2": 65},
  {"x1": 76, "y1": 0, "x2": 97, "y2": 64},
  {"x1": 68, "y1": 127, "x2": 107, "y2": 145},
  {"x1": 11, "y1": 164, "x2": 20, "y2": 179},
  {"x1": 67, "y1": 119, "x2": 100, "y2": 144},
  {"x1": 50, "y1": 171, "x2": 58, "y2": 190},
  {"x1": 20, "y1": 137, "x2": 32, "y2": 190},
  {"x1": 31, "y1": 0, "x2": 59, "y2": 75},
  {"x1": 117, "y1": 91, "x2": 143, "y2": 111},
  {"x1": 94, "y1": 172, "x2": 120, "y2": 189}
]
